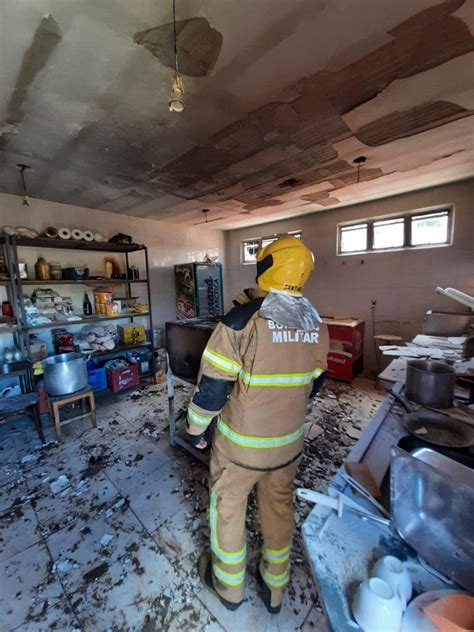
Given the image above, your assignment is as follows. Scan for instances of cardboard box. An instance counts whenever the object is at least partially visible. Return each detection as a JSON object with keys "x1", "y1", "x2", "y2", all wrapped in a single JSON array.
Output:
[{"x1": 117, "y1": 324, "x2": 146, "y2": 344}]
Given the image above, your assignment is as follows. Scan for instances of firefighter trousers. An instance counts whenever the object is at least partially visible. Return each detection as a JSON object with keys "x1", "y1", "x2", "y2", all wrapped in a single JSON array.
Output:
[{"x1": 209, "y1": 445, "x2": 301, "y2": 607}]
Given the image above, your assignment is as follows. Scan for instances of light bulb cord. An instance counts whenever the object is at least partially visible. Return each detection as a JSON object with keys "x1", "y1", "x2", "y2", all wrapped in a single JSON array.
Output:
[{"x1": 173, "y1": 0, "x2": 179, "y2": 74}]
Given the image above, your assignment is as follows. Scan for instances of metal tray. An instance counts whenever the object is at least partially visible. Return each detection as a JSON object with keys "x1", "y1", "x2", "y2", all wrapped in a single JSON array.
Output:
[{"x1": 391, "y1": 447, "x2": 474, "y2": 592}]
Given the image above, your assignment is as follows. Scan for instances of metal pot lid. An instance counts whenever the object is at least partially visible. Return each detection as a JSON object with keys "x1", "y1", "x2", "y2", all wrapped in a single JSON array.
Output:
[{"x1": 404, "y1": 411, "x2": 474, "y2": 448}]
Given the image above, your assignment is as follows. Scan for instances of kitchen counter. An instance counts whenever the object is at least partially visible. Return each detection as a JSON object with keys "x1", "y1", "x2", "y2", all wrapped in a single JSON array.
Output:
[{"x1": 301, "y1": 383, "x2": 456, "y2": 632}]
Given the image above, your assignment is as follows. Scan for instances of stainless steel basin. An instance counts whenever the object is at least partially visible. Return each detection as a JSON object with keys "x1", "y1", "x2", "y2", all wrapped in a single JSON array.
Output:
[{"x1": 391, "y1": 446, "x2": 474, "y2": 592}]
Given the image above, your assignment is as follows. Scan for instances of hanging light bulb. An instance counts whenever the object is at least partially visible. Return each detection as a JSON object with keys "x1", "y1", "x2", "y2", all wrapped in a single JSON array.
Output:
[
  {"x1": 169, "y1": 0, "x2": 184, "y2": 113},
  {"x1": 169, "y1": 72, "x2": 185, "y2": 112}
]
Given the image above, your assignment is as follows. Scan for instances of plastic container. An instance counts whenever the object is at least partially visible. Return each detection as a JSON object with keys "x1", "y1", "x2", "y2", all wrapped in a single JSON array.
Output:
[
  {"x1": 86, "y1": 360, "x2": 107, "y2": 392},
  {"x1": 107, "y1": 362, "x2": 140, "y2": 392},
  {"x1": 105, "y1": 302, "x2": 120, "y2": 316},
  {"x1": 152, "y1": 328, "x2": 163, "y2": 349},
  {"x1": 35, "y1": 257, "x2": 50, "y2": 280},
  {"x1": 94, "y1": 291, "x2": 113, "y2": 304},
  {"x1": 50, "y1": 263, "x2": 62, "y2": 280},
  {"x1": 62, "y1": 267, "x2": 89, "y2": 280},
  {"x1": 126, "y1": 348, "x2": 152, "y2": 374}
]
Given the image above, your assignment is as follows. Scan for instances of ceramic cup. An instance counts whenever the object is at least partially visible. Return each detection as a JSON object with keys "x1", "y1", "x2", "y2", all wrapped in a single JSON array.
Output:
[
  {"x1": 372, "y1": 555, "x2": 412, "y2": 610},
  {"x1": 352, "y1": 577, "x2": 404, "y2": 631}
]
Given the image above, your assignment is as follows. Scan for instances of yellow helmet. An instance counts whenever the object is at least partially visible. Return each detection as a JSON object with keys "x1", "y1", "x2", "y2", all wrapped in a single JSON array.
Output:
[{"x1": 256, "y1": 235, "x2": 314, "y2": 295}]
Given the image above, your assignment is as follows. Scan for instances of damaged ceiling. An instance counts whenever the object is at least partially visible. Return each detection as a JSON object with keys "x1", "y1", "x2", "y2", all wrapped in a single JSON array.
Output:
[{"x1": 0, "y1": 0, "x2": 473, "y2": 229}]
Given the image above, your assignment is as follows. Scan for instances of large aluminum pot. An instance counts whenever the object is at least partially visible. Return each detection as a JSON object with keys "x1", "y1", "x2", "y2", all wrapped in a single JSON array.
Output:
[
  {"x1": 405, "y1": 359, "x2": 455, "y2": 409},
  {"x1": 42, "y1": 352, "x2": 89, "y2": 397}
]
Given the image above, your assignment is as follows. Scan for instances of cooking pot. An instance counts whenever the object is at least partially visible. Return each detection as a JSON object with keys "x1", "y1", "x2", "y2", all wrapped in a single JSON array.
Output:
[
  {"x1": 42, "y1": 352, "x2": 89, "y2": 397},
  {"x1": 405, "y1": 359, "x2": 455, "y2": 409}
]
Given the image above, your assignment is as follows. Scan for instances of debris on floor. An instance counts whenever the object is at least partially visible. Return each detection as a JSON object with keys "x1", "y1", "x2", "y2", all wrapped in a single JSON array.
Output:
[{"x1": 0, "y1": 377, "x2": 384, "y2": 631}]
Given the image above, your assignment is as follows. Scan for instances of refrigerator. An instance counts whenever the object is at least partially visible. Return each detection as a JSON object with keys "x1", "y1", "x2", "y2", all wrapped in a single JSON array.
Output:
[{"x1": 174, "y1": 262, "x2": 224, "y2": 320}]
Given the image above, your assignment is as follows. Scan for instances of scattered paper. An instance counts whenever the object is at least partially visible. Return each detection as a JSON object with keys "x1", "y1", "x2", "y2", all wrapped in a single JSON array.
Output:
[
  {"x1": 100, "y1": 533, "x2": 113, "y2": 547},
  {"x1": 50, "y1": 475, "x2": 70, "y2": 494},
  {"x1": 21, "y1": 454, "x2": 38, "y2": 464},
  {"x1": 414, "y1": 426, "x2": 428, "y2": 435},
  {"x1": 55, "y1": 559, "x2": 72, "y2": 573}
]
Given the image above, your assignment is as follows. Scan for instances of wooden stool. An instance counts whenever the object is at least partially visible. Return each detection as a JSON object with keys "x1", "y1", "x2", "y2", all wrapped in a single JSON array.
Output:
[{"x1": 48, "y1": 387, "x2": 97, "y2": 439}]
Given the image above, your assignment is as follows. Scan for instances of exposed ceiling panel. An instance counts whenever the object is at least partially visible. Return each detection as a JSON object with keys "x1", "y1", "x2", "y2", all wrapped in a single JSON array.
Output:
[{"x1": 0, "y1": 0, "x2": 473, "y2": 229}]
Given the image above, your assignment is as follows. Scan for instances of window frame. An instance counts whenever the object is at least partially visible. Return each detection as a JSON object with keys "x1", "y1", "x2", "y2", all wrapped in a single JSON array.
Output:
[
  {"x1": 337, "y1": 205, "x2": 454, "y2": 256},
  {"x1": 241, "y1": 230, "x2": 302, "y2": 265}
]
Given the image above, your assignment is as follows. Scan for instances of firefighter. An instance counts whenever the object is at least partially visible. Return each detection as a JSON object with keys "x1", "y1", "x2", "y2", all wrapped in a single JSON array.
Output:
[{"x1": 186, "y1": 234, "x2": 329, "y2": 613}]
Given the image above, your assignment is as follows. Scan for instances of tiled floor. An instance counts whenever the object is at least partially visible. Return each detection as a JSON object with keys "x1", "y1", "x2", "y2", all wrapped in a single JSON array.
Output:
[{"x1": 0, "y1": 379, "x2": 384, "y2": 631}]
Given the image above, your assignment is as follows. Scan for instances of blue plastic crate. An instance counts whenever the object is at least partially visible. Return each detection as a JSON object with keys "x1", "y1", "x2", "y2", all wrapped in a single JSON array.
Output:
[{"x1": 87, "y1": 361, "x2": 107, "y2": 392}]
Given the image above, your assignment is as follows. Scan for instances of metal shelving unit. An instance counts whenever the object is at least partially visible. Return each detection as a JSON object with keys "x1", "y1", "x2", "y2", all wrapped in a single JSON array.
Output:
[
  {"x1": 5, "y1": 236, "x2": 156, "y2": 391},
  {"x1": 0, "y1": 235, "x2": 22, "y2": 350}
]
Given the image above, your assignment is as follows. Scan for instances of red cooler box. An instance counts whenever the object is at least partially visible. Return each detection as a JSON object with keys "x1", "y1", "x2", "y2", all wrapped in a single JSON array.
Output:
[{"x1": 323, "y1": 318, "x2": 365, "y2": 382}]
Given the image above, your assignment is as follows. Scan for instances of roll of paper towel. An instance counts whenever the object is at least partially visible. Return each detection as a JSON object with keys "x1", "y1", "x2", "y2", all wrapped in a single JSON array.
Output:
[{"x1": 58, "y1": 227, "x2": 72, "y2": 240}]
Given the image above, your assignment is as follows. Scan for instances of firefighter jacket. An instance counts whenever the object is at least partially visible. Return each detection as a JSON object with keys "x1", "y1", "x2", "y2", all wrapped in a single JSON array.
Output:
[{"x1": 187, "y1": 289, "x2": 329, "y2": 470}]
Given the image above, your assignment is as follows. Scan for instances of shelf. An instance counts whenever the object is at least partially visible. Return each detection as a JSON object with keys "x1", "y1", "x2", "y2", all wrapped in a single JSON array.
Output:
[
  {"x1": 0, "y1": 280, "x2": 11, "y2": 285},
  {"x1": 26, "y1": 312, "x2": 151, "y2": 330},
  {"x1": 91, "y1": 341, "x2": 152, "y2": 358},
  {"x1": 0, "y1": 325, "x2": 18, "y2": 334},
  {"x1": 14, "y1": 236, "x2": 146, "y2": 253},
  {"x1": 20, "y1": 279, "x2": 147, "y2": 285}
]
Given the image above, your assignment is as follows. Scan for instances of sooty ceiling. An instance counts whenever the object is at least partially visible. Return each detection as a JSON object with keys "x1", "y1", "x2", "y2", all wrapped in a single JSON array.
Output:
[{"x1": 0, "y1": 0, "x2": 473, "y2": 228}]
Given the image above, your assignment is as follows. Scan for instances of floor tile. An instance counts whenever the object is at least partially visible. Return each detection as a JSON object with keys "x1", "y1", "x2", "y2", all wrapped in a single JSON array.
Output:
[
  {"x1": 0, "y1": 479, "x2": 27, "y2": 513},
  {"x1": 103, "y1": 436, "x2": 172, "y2": 489},
  {"x1": 47, "y1": 506, "x2": 153, "y2": 593},
  {"x1": 31, "y1": 471, "x2": 120, "y2": 534},
  {"x1": 298, "y1": 604, "x2": 329, "y2": 631},
  {"x1": 11, "y1": 594, "x2": 81, "y2": 632},
  {"x1": 152, "y1": 506, "x2": 207, "y2": 562},
  {"x1": 69, "y1": 547, "x2": 178, "y2": 631},
  {"x1": 0, "y1": 460, "x2": 24, "y2": 489},
  {"x1": 0, "y1": 543, "x2": 64, "y2": 630},
  {"x1": 142, "y1": 576, "x2": 225, "y2": 632},
  {"x1": 107, "y1": 460, "x2": 186, "y2": 533},
  {"x1": 0, "y1": 494, "x2": 41, "y2": 562}
]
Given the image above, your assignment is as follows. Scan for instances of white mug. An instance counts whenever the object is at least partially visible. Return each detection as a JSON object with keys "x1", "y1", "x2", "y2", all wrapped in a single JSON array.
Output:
[
  {"x1": 372, "y1": 555, "x2": 412, "y2": 610},
  {"x1": 352, "y1": 577, "x2": 403, "y2": 631}
]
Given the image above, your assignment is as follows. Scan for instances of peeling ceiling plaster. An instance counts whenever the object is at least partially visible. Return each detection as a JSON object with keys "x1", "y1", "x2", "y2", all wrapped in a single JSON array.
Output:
[{"x1": 0, "y1": 0, "x2": 473, "y2": 229}]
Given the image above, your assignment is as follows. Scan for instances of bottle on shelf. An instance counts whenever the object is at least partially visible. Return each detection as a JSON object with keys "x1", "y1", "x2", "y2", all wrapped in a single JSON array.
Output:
[
  {"x1": 4, "y1": 347, "x2": 14, "y2": 362},
  {"x1": 83, "y1": 292, "x2": 93, "y2": 316},
  {"x1": 82, "y1": 292, "x2": 92, "y2": 316},
  {"x1": 35, "y1": 257, "x2": 51, "y2": 280},
  {"x1": 13, "y1": 346, "x2": 22, "y2": 361}
]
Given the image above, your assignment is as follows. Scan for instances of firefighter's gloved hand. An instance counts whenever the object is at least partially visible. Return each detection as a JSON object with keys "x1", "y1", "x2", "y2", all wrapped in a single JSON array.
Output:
[{"x1": 188, "y1": 433, "x2": 208, "y2": 450}]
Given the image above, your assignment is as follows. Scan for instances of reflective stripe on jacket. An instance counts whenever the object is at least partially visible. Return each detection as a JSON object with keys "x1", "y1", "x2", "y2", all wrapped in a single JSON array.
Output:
[{"x1": 187, "y1": 294, "x2": 329, "y2": 469}]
